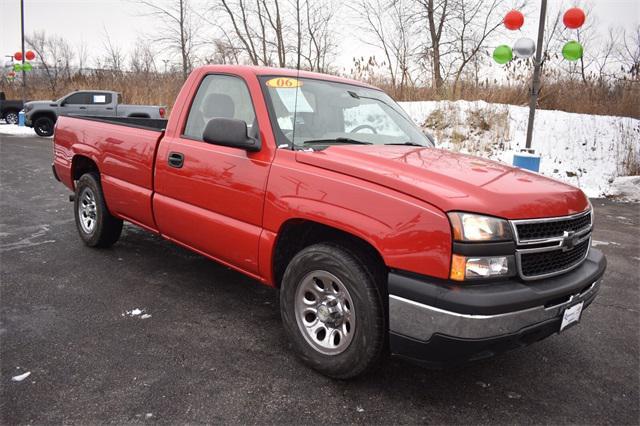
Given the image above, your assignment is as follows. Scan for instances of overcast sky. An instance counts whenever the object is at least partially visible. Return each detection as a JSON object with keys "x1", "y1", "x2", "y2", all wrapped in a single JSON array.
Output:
[{"x1": 1, "y1": 0, "x2": 638, "y2": 73}]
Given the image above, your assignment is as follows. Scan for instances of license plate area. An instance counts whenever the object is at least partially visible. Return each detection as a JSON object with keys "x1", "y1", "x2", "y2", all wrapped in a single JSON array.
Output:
[{"x1": 560, "y1": 301, "x2": 584, "y2": 332}]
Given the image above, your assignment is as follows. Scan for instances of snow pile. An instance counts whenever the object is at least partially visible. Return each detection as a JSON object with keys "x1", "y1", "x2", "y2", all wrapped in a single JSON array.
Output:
[
  {"x1": 0, "y1": 124, "x2": 36, "y2": 136},
  {"x1": 399, "y1": 100, "x2": 640, "y2": 198},
  {"x1": 608, "y1": 176, "x2": 640, "y2": 202}
]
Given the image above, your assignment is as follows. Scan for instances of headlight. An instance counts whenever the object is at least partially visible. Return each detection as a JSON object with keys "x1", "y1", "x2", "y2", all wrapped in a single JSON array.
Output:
[{"x1": 448, "y1": 212, "x2": 512, "y2": 242}]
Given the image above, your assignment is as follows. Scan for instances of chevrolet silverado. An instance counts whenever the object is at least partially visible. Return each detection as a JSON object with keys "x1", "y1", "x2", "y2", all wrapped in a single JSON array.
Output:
[{"x1": 52, "y1": 65, "x2": 606, "y2": 378}]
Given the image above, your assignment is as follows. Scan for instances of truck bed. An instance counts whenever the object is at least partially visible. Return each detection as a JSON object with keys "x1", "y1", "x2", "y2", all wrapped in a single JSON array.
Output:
[
  {"x1": 54, "y1": 115, "x2": 165, "y2": 232},
  {"x1": 73, "y1": 115, "x2": 168, "y2": 132}
]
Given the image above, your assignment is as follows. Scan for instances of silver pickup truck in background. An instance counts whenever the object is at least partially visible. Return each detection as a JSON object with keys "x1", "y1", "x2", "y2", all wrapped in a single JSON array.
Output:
[{"x1": 24, "y1": 90, "x2": 166, "y2": 137}]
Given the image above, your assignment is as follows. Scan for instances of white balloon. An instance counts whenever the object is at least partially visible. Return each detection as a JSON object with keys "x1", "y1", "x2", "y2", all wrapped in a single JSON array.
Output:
[{"x1": 513, "y1": 37, "x2": 536, "y2": 58}]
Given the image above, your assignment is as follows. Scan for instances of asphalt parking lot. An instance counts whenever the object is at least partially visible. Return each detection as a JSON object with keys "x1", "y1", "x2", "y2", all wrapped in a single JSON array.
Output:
[{"x1": 1, "y1": 133, "x2": 638, "y2": 424}]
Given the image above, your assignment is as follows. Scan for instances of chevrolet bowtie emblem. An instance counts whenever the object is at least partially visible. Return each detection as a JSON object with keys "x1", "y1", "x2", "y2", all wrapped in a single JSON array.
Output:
[{"x1": 561, "y1": 230, "x2": 579, "y2": 251}]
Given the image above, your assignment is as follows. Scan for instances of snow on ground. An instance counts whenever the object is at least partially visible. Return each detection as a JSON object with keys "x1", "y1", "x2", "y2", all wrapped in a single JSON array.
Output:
[
  {"x1": 608, "y1": 176, "x2": 640, "y2": 202},
  {"x1": 399, "y1": 100, "x2": 640, "y2": 198},
  {"x1": 11, "y1": 371, "x2": 31, "y2": 382},
  {"x1": 0, "y1": 124, "x2": 36, "y2": 136},
  {"x1": 122, "y1": 308, "x2": 151, "y2": 319}
]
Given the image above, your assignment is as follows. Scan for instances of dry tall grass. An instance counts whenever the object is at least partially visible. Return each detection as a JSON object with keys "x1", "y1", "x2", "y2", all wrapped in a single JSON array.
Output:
[{"x1": 1, "y1": 69, "x2": 638, "y2": 119}]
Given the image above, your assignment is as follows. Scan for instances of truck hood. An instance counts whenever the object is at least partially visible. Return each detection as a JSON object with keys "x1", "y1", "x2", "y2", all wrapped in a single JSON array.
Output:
[
  {"x1": 295, "y1": 145, "x2": 589, "y2": 220},
  {"x1": 24, "y1": 100, "x2": 56, "y2": 108}
]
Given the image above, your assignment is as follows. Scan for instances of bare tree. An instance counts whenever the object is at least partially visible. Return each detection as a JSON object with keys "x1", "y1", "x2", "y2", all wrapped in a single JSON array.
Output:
[
  {"x1": 77, "y1": 39, "x2": 89, "y2": 75},
  {"x1": 448, "y1": 0, "x2": 507, "y2": 93},
  {"x1": 619, "y1": 25, "x2": 640, "y2": 80},
  {"x1": 213, "y1": 0, "x2": 336, "y2": 70},
  {"x1": 352, "y1": 0, "x2": 415, "y2": 94},
  {"x1": 101, "y1": 28, "x2": 125, "y2": 72},
  {"x1": 130, "y1": 39, "x2": 158, "y2": 74},
  {"x1": 301, "y1": 0, "x2": 336, "y2": 72},
  {"x1": 138, "y1": 0, "x2": 202, "y2": 80},
  {"x1": 26, "y1": 31, "x2": 74, "y2": 98},
  {"x1": 415, "y1": 0, "x2": 453, "y2": 90}
]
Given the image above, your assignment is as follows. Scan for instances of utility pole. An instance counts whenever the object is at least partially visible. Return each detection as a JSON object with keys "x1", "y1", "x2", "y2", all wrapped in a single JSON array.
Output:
[
  {"x1": 524, "y1": 0, "x2": 547, "y2": 151},
  {"x1": 20, "y1": 0, "x2": 26, "y2": 104}
]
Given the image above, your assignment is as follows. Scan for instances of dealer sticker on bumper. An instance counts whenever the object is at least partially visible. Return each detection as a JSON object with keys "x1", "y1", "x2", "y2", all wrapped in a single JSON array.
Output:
[{"x1": 560, "y1": 302, "x2": 584, "y2": 331}]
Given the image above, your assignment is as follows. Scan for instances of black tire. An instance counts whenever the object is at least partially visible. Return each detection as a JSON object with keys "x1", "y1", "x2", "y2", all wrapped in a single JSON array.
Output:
[
  {"x1": 3, "y1": 110, "x2": 19, "y2": 125},
  {"x1": 33, "y1": 116, "x2": 54, "y2": 137},
  {"x1": 74, "y1": 172, "x2": 123, "y2": 247},
  {"x1": 280, "y1": 243, "x2": 385, "y2": 379}
]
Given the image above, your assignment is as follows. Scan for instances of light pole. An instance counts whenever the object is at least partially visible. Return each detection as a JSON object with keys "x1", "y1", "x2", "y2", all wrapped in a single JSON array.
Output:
[
  {"x1": 20, "y1": 0, "x2": 26, "y2": 104},
  {"x1": 524, "y1": 0, "x2": 547, "y2": 151}
]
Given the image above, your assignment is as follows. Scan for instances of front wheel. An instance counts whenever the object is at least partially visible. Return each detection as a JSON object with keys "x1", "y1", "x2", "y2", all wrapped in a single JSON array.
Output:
[
  {"x1": 33, "y1": 116, "x2": 54, "y2": 137},
  {"x1": 74, "y1": 172, "x2": 123, "y2": 247},
  {"x1": 280, "y1": 243, "x2": 385, "y2": 379}
]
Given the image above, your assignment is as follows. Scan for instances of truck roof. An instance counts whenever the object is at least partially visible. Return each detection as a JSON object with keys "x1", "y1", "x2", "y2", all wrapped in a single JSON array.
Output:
[{"x1": 196, "y1": 65, "x2": 380, "y2": 91}]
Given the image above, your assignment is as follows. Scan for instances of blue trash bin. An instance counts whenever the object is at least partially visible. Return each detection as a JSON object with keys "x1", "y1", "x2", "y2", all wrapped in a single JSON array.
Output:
[
  {"x1": 513, "y1": 152, "x2": 541, "y2": 172},
  {"x1": 18, "y1": 111, "x2": 25, "y2": 127}
]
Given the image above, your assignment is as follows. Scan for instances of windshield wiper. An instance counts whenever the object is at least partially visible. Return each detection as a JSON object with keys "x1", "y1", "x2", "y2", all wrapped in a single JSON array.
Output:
[
  {"x1": 385, "y1": 142, "x2": 427, "y2": 147},
  {"x1": 302, "y1": 137, "x2": 372, "y2": 145}
]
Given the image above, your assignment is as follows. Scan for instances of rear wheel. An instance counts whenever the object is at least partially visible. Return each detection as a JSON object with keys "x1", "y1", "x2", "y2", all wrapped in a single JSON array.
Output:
[
  {"x1": 74, "y1": 172, "x2": 123, "y2": 247},
  {"x1": 33, "y1": 116, "x2": 54, "y2": 137},
  {"x1": 3, "y1": 111, "x2": 19, "y2": 125},
  {"x1": 280, "y1": 243, "x2": 385, "y2": 379}
]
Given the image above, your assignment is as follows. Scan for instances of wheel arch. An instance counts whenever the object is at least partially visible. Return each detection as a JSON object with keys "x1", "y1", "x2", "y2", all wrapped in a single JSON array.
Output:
[
  {"x1": 31, "y1": 110, "x2": 57, "y2": 123},
  {"x1": 272, "y1": 218, "x2": 387, "y2": 290},
  {"x1": 71, "y1": 154, "x2": 100, "y2": 181}
]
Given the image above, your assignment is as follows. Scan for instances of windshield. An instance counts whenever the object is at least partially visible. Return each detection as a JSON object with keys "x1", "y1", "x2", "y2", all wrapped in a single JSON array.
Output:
[{"x1": 260, "y1": 76, "x2": 432, "y2": 149}]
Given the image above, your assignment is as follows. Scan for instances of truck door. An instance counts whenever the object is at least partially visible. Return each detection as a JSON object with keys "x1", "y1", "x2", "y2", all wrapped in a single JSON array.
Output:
[
  {"x1": 59, "y1": 92, "x2": 90, "y2": 116},
  {"x1": 86, "y1": 92, "x2": 116, "y2": 116},
  {"x1": 153, "y1": 73, "x2": 271, "y2": 276}
]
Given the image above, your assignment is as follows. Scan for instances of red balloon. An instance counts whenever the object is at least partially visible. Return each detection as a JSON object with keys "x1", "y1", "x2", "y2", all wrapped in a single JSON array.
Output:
[
  {"x1": 25, "y1": 50, "x2": 35, "y2": 61},
  {"x1": 14, "y1": 51, "x2": 23, "y2": 61},
  {"x1": 504, "y1": 10, "x2": 524, "y2": 30},
  {"x1": 563, "y1": 7, "x2": 585, "y2": 29}
]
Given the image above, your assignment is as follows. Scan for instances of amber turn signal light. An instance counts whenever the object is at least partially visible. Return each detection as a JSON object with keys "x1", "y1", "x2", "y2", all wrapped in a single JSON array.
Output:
[{"x1": 450, "y1": 254, "x2": 466, "y2": 281}]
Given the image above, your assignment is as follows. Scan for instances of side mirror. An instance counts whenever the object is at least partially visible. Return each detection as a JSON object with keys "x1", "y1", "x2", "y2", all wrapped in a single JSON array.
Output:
[{"x1": 202, "y1": 118, "x2": 261, "y2": 152}]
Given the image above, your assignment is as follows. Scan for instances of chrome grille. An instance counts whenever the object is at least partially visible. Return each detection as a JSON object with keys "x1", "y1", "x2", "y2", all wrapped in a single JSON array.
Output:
[
  {"x1": 511, "y1": 210, "x2": 592, "y2": 280},
  {"x1": 515, "y1": 211, "x2": 591, "y2": 241},
  {"x1": 520, "y1": 238, "x2": 590, "y2": 277}
]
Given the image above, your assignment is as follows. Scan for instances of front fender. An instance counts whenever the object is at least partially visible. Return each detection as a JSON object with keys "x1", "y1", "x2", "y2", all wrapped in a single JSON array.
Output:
[{"x1": 264, "y1": 152, "x2": 452, "y2": 280}]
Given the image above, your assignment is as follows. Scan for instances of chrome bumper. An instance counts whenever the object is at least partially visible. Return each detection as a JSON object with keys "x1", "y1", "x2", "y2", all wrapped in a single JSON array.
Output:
[{"x1": 389, "y1": 280, "x2": 599, "y2": 341}]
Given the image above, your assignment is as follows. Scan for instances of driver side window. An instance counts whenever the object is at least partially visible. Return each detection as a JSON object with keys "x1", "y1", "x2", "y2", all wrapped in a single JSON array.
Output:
[{"x1": 183, "y1": 74, "x2": 256, "y2": 141}]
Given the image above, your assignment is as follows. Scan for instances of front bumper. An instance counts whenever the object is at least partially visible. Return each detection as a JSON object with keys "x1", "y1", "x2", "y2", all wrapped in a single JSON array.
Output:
[{"x1": 388, "y1": 248, "x2": 606, "y2": 367}]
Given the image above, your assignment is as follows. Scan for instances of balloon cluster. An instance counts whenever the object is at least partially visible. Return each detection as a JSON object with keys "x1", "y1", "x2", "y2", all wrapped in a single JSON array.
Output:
[
  {"x1": 493, "y1": 7, "x2": 585, "y2": 64},
  {"x1": 12, "y1": 50, "x2": 36, "y2": 72}
]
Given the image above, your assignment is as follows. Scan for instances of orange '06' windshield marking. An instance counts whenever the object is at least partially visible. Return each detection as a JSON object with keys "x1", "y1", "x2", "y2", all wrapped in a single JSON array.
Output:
[{"x1": 266, "y1": 77, "x2": 303, "y2": 88}]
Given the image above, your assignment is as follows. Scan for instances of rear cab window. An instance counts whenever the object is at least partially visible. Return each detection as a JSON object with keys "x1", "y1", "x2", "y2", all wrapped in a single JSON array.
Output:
[{"x1": 183, "y1": 74, "x2": 256, "y2": 141}]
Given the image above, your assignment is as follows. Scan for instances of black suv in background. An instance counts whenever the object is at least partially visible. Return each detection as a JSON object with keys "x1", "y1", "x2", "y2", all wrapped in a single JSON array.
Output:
[{"x1": 0, "y1": 92, "x2": 25, "y2": 125}]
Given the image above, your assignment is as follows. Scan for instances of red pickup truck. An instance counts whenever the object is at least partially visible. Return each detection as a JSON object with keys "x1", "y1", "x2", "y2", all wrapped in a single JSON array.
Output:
[{"x1": 52, "y1": 65, "x2": 606, "y2": 378}]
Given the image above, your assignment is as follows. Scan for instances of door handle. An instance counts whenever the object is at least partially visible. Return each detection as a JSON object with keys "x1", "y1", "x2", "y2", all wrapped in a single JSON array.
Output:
[
  {"x1": 105, "y1": 107, "x2": 114, "y2": 110},
  {"x1": 168, "y1": 152, "x2": 184, "y2": 168},
  {"x1": 79, "y1": 106, "x2": 87, "y2": 110}
]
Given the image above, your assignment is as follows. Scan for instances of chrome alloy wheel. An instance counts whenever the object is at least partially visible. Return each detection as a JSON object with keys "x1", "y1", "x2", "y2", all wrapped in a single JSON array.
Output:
[
  {"x1": 78, "y1": 187, "x2": 98, "y2": 234},
  {"x1": 294, "y1": 270, "x2": 356, "y2": 355},
  {"x1": 5, "y1": 112, "x2": 19, "y2": 125}
]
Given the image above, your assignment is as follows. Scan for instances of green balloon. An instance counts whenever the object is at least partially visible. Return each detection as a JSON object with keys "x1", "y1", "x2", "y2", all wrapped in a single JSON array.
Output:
[
  {"x1": 562, "y1": 41, "x2": 583, "y2": 61},
  {"x1": 493, "y1": 45, "x2": 513, "y2": 64},
  {"x1": 13, "y1": 63, "x2": 22, "y2": 72},
  {"x1": 23, "y1": 62, "x2": 32, "y2": 71}
]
